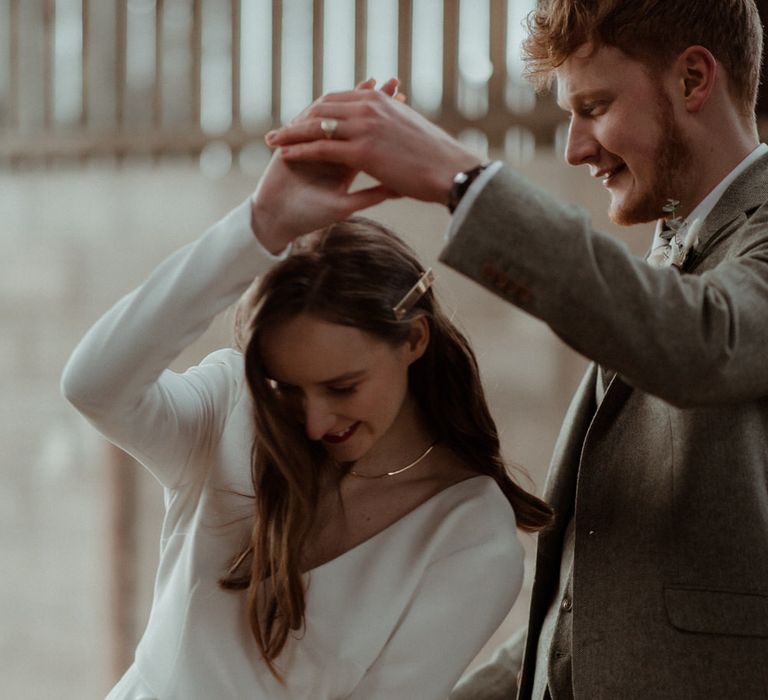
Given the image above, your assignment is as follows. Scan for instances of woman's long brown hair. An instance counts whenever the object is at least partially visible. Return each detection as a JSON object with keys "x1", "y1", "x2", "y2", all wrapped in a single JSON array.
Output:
[{"x1": 220, "y1": 217, "x2": 553, "y2": 679}]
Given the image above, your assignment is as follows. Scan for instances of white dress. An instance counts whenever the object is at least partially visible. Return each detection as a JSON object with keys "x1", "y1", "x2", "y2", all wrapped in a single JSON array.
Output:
[{"x1": 61, "y1": 199, "x2": 525, "y2": 700}]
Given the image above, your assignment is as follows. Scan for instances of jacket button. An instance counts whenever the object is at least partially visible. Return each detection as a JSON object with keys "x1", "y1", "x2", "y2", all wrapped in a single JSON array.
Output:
[{"x1": 561, "y1": 597, "x2": 573, "y2": 612}]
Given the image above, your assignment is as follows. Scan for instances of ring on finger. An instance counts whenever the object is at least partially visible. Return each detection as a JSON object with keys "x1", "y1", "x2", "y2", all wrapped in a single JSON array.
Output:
[{"x1": 320, "y1": 117, "x2": 339, "y2": 139}]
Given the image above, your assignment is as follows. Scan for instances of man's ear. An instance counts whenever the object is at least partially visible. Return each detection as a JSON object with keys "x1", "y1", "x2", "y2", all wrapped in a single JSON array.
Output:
[
  {"x1": 405, "y1": 316, "x2": 430, "y2": 364},
  {"x1": 676, "y1": 45, "x2": 717, "y2": 113}
]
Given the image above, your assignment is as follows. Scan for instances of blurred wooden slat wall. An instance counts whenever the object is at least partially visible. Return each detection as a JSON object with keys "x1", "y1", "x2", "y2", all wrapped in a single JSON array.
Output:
[{"x1": 0, "y1": 0, "x2": 566, "y2": 165}]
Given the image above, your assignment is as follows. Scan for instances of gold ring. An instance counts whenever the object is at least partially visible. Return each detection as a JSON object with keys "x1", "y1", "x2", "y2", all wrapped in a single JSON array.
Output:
[{"x1": 320, "y1": 118, "x2": 339, "y2": 139}]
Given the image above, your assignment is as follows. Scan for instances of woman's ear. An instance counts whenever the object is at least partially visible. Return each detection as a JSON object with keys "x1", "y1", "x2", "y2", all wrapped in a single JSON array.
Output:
[
  {"x1": 676, "y1": 45, "x2": 717, "y2": 113},
  {"x1": 405, "y1": 316, "x2": 430, "y2": 363}
]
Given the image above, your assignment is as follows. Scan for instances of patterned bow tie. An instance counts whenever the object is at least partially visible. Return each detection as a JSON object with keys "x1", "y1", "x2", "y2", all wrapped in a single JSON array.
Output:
[
  {"x1": 647, "y1": 217, "x2": 701, "y2": 269},
  {"x1": 646, "y1": 220, "x2": 678, "y2": 268}
]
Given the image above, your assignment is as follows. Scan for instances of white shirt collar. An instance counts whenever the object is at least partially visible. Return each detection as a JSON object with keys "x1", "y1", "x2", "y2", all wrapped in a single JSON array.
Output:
[{"x1": 652, "y1": 143, "x2": 768, "y2": 246}]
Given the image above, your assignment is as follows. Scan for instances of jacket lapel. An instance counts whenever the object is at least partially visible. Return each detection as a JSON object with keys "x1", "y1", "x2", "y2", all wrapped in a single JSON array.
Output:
[
  {"x1": 687, "y1": 153, "x2": 768, "y2": 269},
  {"x1": 541, "y1": 366, "x2": 597, "y2": 515}
]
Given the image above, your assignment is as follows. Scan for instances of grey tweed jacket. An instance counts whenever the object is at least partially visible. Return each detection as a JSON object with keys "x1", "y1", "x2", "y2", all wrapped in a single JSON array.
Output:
[{"x1": 442, "y1": 157, "x2": 768, "y2": 699}]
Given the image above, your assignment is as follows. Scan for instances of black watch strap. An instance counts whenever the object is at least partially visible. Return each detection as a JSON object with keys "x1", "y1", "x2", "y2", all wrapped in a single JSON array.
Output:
[{"x1": 447, "y1": 163, "x2": 490, "y2": 214}]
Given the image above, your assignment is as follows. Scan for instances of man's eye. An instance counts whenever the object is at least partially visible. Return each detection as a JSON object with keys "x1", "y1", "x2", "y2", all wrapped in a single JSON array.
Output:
[{"x1": 582, "y1": 102, "x2": 606, "y2": 117}]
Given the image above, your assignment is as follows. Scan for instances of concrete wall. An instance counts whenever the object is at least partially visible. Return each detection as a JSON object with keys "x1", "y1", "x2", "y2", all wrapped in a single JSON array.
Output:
[{"x1": 0, "y1": 153, "x2": 652, "y2": 698}]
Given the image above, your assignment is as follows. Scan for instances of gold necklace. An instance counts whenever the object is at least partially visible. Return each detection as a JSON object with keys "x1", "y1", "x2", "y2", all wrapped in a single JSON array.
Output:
[{"x1": 348, "y1": 442, "x2": 437, "y2": 479}]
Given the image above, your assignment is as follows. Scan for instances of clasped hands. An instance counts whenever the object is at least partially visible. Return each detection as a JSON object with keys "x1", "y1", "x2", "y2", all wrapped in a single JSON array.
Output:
[{"x1": 251, "y1": 78, "x2": 481, "y2": 254}]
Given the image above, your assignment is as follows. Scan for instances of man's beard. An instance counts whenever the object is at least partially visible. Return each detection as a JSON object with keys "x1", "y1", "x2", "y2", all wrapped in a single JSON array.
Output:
[{"x1": 610, "y1": 90, "x2": 694, "y2": 226}]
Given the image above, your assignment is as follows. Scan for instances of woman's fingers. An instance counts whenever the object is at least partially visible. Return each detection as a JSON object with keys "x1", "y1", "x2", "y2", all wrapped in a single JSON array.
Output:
[
  {"x1": 266, "y1": 102, "x2": 366, "y2": 146},
  {"x1": 354, "y1": 77, "x2": 399, "y2": 95},
  {"x1": 265, "y1": 120, "x2": 333, "y2": 148},
  {"x1": 340, "y1": 183, "x2": 400, "y2": 215},
  {"x1": 379, "y1": 77, "x2": 400, "y2": 96}
]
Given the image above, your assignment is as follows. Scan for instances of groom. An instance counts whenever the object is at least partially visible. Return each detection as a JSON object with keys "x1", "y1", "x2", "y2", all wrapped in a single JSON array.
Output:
[{"x1": 266, "y1": 0, "x2": 768, "y2": 697}]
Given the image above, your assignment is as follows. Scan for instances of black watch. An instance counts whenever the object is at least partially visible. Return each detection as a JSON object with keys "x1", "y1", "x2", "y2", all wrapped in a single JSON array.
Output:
[{"x1": 447, "y1": 163, "x2": 489, "y2": 213}]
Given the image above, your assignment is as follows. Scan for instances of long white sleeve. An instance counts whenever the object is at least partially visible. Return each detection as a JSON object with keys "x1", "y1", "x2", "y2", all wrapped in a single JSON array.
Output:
[{"x1": 61, "y1": 198, "x2": 284, "y2": 488}]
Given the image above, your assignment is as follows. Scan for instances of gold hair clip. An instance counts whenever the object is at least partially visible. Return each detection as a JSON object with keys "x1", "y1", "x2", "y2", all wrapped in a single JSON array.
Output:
[{"x1": 393, "y1": 268, "x2": 435, "y2": 320}]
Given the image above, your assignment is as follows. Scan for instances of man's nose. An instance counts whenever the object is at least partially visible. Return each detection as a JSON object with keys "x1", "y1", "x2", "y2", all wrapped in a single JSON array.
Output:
[
  {"x1": 302, "y1": 396, "x2": 336, "y2": 441},
  {"x1": 564, "y1": 118, "x2": 599, "y2": 167}
]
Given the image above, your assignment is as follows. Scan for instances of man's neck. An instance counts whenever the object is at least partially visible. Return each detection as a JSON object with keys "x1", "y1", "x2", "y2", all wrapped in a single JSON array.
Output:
[
  {"x1": 683, "y1": 142, "x2": 767, "y2": 225},
  {"x1": 681, "y1": 121, "x2": 759, "y2": 217}
]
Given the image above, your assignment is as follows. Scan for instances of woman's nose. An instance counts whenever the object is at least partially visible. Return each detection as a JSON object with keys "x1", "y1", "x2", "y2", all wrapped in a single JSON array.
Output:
[{"x1": 302, "y1": 396, "x2": 336, "y2": 441}]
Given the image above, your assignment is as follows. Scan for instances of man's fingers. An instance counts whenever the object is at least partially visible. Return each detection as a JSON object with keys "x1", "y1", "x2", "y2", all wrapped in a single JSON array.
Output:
[
  {"x1": 266, "y1": 119, "x2": 335, "y2": 147},
  {"x1": 273, "y1": 86, "x2": 391, "y2": 132},
  {"x1": 267, "y1": 103, "x2": 365, "y2": 146},
  {"x1": 280, "y1": 79, "x2": 397, "y2": 133}
]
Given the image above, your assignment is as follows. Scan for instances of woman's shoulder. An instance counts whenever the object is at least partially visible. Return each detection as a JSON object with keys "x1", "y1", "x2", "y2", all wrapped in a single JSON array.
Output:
[
  {"x1": 423, "y1": 448, "x2": 518, "y2": 529},
  {"x1": 434, "y1": 474, "x2": 518, "y2": 530},
  {"x1": 403, "y1": 471, "x2": 521, "y2": 561},
  {"x1": 409, "y1": 475, "x2": 524, "y2": 590}
]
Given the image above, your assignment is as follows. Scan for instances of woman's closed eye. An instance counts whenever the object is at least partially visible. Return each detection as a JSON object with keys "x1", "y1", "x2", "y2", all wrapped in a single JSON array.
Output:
[
  {"x1": 327, "y1": 384, "x2": 358, "y2": 396},
  {"x1": 268, "y1": 379, "x2": 358, "y2": 397}
]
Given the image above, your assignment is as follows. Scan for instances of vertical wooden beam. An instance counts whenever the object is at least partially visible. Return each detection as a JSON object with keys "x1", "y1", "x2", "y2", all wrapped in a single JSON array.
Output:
[
  {"x1": 442, "y1": 0, "x2": 460, "y2": 118},
  {"x1": 397, "y1": 0, "x2": 412, "y2": 97},
  {"x1": 354, "y1": 0, "x2": 367, "y2": 85},
  {"x1": 231, "y1": 0, "x2": 241, "y2": 128},
  {"x1": 312, "y1": 0, "x2": 324, "y2": 98},
  {"x1": 9, "y1": 0, "x2": 20, "y2": 130},
  {"x1": 271, "y1": 0, "x2": 283, "y2": 124},
  {"x1": 488, "y1": 0, "x2": 508, "y2": 148},
  {"x1": 43, "y1": 0, "x2": 55, "y2": 130},
  {"x1": 191, "y1": 0, "x2": 202, "y2": 129},
  {"x1": 154, "y1": 0, "x2": 164, "y2": 129},
  {"x1": 116, "y1": 0, "x2": 127, "y2": 133},
  {"x1": 82, "y1": 0, "x2": 90, "y2": 129}
]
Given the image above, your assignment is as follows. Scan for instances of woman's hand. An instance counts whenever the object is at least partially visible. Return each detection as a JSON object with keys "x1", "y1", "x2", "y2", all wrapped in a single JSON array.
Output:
[{"x1": 251, "y1": 79, "x2": 401, "y2": 255}]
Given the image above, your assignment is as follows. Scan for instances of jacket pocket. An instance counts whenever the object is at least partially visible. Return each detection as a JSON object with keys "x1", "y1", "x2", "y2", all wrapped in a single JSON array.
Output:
[{"x1": 664, "y1": 586, "x2": 768, "y2": 637}]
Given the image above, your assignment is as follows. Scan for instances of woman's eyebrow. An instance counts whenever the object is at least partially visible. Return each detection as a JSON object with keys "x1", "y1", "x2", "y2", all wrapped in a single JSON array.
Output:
[{"x1": 320, "y1": 369, "x2": 367, "y2": 385}]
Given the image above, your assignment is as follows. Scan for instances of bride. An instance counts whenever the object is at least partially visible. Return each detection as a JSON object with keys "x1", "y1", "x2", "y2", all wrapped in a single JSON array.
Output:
[{"x1": 62, "y1": 82, "x2": 551, "y2": 700}]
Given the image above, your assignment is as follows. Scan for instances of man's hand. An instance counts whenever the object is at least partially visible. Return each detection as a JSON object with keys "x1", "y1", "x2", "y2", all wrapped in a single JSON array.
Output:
[{"x1": 265, "y1": 82, "x2": 482, "y2": 206}]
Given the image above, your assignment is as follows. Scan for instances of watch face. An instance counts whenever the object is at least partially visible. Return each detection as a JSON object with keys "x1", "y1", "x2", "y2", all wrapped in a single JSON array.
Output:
[{"x1": 449, "y1": 164, "x2": 488, "y2": 212}]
